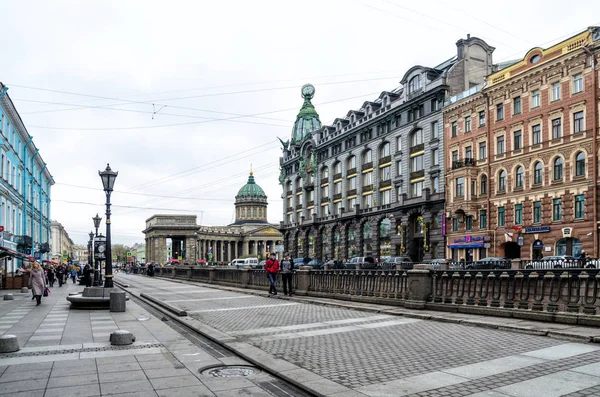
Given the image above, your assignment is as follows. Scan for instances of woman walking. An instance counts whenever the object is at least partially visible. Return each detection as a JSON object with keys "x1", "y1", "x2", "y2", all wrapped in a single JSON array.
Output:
[
  {"x1": 47, "y1": 266, "x2": 55, "y2": 287},
  {"x1": 29, "y1": 262, "x2": 47, "y2": 306}
]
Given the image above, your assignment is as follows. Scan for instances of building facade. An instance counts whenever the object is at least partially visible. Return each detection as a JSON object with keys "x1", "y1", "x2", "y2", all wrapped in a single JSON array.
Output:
[
  {"x1": 0, "y1": 83, "x2": 53, "y2": 273},
  {"x1": 444, "y1": 27, "x2": 600, "y2": 261},
  {"x1": 50, "y1": 220, "x2": 74, "y2": 263},
  {"x1": 279, "y1": 36, "x2": 495, "y2": 262},
  {"x1": 144, "y1": 173, "x2": 283, "y2": 264},
  {"x1": 196, "y1": 172, "x2": 283, "y2": 262}
]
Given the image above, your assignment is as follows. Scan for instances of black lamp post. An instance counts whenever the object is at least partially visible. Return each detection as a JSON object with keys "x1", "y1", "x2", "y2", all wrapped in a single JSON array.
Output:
[
  {"x1": 88, "y1": 231, "x2": 94, "y2": 268},
  {"x1": 99, "y1": 163, "x2": 118, "y2": 288},
  {"x1": 92, "y1": 214, "x2": 102, "y2": 286}
]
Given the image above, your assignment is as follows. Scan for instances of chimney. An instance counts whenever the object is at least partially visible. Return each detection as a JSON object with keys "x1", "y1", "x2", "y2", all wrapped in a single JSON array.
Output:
[{"x1": 467, "y1": 33, "x2": 471, "y2": 40}]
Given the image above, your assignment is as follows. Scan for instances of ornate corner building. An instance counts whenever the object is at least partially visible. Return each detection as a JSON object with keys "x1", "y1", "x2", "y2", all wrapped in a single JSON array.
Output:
[
  {"x1": 444, "y1": 27, "x2": 600, "y2": 261},
  {"x1": 278, "y1": 36, "x2": 495, "y2": 262}
]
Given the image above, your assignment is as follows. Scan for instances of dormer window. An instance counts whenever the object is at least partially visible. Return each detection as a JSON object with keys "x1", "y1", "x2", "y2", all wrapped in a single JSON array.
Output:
[
  {"x1": 351, "y1": 115, "x2": 355, "y2": 123},
  {"x1": 409, "y1": 75, "x2": 421, "y2": 93},
  {"x1": 366, "y1": 106, "x2": 371, "y2": 115},
  {"x1": 383, "y1": 97, "x2": 388, "y2": 106}
]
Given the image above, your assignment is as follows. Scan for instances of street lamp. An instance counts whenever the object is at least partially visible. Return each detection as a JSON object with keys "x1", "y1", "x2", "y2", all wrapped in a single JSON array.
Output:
[
  {"x1": 88, "y1": 231, "x2": 94, "y2": 267},
  {"x1": 99, "y1": 163, "x2": 118, "y2": 288},
  {"x1": 93, "y1": 214, "x2": 102, "y2": 236},
  {"x1": 92, "y1": 215, "x2": 102, "y2": 286}
]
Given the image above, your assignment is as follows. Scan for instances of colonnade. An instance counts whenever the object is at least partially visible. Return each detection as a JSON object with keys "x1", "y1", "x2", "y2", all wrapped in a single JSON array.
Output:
[{"x1": 198, "y1": 238, "x2": 280, "y2": 263}]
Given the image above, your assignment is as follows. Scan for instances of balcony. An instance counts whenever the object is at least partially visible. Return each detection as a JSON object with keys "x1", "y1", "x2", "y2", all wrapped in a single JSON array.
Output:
[
  {"x1": 451, "y1": 158, "x2": 476, "y2": 170},
  {"x1": 321, "y1": 197, "x2": 330, "y2": 204},
  {"x1": 304, "y1": 181, "x2": 314, "y2": 191},
  {"x1": 286, "y1": 190, "x2": 293, "y2": 196},
  {"x1": 379, "y1": 179, "x2": 392, "y2": 188},
  {"x1": 410, "y1": 170, "x2": 425, "y2": 179},
  {"x1": 333, "y1": 193, "x2": 342, "y2": 201},
  {"x1": 333, "y1": 173, "x2": 343, "y2": 181},
  {"x1": 410, "y1": 144, "x2": 424, "y2": 154},
  {"x1": 286, "y1": 207, "x2": 294, "y2": 212},
  {"x1": 39, "y1": 243, "x2": 50, "y2": 253},
  {"x1": 347, "y1": 168, "x2": 357, "y2": 176},
  {"x1": 363, "y1": 184, "x2": 374, "y2": 193},
  {"x1": 347, "y1": 188, "x2": 357, "y2": 197},
  {"x1": 379, "y1": 155, "x2": 392, "y2": 165},
  {"x1": 307, "y1": 200, "x2": 315, "y2": 207},
  {"x1": 296, "y1": 204, "x2": 303, "y2": 210},
  {"x1": 362, "y1": 162, "x2": 373, "y2": 171},
  {"x1": 16, "y1": 235, "x2": 33, "y2": 248},
  {"x1": 320, "y1": 177, "x2": 329, "y2": 185}
]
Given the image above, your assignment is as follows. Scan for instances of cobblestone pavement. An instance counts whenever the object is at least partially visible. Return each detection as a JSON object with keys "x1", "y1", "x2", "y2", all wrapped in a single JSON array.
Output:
[
  {"x1": 0, "y1": 279, "x2": 311, "y2": 396},
  {"x1": 120, "y1": 274, "x2": 600, "y2": 397}
]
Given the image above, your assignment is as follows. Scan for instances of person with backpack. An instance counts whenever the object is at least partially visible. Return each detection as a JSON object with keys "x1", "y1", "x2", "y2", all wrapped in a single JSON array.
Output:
[
  {"x1": 70, "y1": 267, "x2": 77, "y2": 284},
  {"x1": 280, "y1": 253, "x2": 293, "y2": 296},
  {"x1": 265, "y1": 253, "x2": 279, "y2": 296}
]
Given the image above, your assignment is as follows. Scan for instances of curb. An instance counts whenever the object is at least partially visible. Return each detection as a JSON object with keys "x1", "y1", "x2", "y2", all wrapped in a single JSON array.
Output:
[
  {"x1": 139, "y1": 293, "x2": 187, "y2": 316},
  {"x1": 150, "y1": 275, "x2": 600, "y2": 344},
  {"x1": 116, "y1": 280, "x2": 331, "y2": 397}
]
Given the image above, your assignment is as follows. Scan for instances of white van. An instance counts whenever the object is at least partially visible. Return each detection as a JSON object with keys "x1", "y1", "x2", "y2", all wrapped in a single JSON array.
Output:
[{"x1": 229, "y1": 258, "x2": 259, "y2": 267}]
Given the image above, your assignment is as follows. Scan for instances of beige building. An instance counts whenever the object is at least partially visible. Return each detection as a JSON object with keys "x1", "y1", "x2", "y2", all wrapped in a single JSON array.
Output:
[{"x1": 50, "y1": 220, "x2": 74, "y2": 263}]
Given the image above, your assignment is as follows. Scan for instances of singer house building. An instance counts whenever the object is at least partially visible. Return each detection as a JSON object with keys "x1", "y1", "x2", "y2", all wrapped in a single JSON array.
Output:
[{"x1": 278, "y1": 35, "x2": 497, "y2": 262}]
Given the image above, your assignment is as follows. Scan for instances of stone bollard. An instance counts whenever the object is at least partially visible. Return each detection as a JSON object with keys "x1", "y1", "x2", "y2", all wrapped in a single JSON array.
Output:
[
  {"x1": 295, "y1": 266, "x2": 312, "y2": 295},
  {"x1": 110, "y1": 291, "x2": 126, "y2": 312},
  {"x1": 241, "y1": 267, "x2": 251, "y2": 288},
  {"x1": 187, "y1": 266, "x2": 193, "y2": 281},
  {"x1": 20, "y1": 287, "x2": 29, "y2": 293},
  {"x1": 0, "y1": 335, "x2": 20, "y2": 353},
  {"x1": 109, "y1": 330, "x2": 135, "y2": 345},
  {"x1": 404, "y1": 266, "x2": 433, "y2": 309},
  {"x1": 208, "y1": 267, "x2": 216, "y2": 284},
  {"x1": 3, "y1": 294, "x2": 14, "y2": 300}
]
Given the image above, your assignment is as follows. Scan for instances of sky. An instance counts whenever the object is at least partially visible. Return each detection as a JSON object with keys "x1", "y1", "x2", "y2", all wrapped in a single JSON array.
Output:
[{"x1": 1, "y1": 0, "x2": 599, "y2": 246}]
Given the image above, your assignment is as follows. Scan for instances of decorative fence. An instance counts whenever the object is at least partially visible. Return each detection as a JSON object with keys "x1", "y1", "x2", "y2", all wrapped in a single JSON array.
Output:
[{"x1": 156, "y1": 266, "x2": 600, "y2": 325}]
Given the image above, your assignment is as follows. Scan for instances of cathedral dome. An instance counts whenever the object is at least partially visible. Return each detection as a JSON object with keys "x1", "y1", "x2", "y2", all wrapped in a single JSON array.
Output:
[
  {"x1": 291, "y1": 84, "x2": 321, "y2": 145},
  {"x1": 236, "y1": 172, "x2": 266, "y2": 198}
]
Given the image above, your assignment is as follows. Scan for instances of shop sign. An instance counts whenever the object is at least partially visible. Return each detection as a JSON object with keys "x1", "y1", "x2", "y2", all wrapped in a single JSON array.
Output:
[
  {"x1": 517, "y1": 236, "x2": 524, "y2": 246},
  {"x1": 544, "y1": 247, "x2": 552, "y2": 252},
  {"x1": 453, "y1": 235, "x2": 490, "y2": 243},
  {"x1": 562, "y1": 228, "x2": 573, "y2": 238},
  {"x1": 524, "y1": 226, "x2": 550, "y2": 233},
  {"x1": 532, "y1": 240, "x2": 543, "y2": 249}
]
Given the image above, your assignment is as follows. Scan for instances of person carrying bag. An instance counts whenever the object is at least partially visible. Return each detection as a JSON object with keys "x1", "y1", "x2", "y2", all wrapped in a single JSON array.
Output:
[
  {"x1": 29, "y1": 262, "x2": 47, "y2": 306},
  {"x1": 265, "y1": 253, "x2": 279, "y2": 296}
]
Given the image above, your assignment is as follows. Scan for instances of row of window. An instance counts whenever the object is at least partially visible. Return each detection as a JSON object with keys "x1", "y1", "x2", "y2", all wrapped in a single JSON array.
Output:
[{"x1": 451, "y1": 195, "x2": 585, "y2": 232}]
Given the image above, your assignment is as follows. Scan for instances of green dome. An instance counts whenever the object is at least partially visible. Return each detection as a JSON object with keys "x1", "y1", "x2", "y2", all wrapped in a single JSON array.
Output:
[
  {"x1": 291, "y1": 84, "x2": 321, "y2": 145},
  {"x1": 237, "y1": 173, "x2": 266, "y2": 197}
]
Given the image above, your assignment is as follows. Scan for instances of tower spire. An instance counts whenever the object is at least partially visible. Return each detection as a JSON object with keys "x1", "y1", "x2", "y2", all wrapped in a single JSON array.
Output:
[{"x1": 250, "y1": 164, "x2": 253, "y2": 176}]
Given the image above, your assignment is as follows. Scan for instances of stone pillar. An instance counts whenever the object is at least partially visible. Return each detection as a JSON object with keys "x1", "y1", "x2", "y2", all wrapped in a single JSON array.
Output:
[
  {"x1": 157, "y1": 237, "x2": 167, "y2": 264},
  {"x1": 241, "y1": 267, "x2": 251, "y2": 288},
  {"x1": 208, "y1": 267, "x2": 215, "y2": 283},
  {"x1": 371, "y1": 218, "x2": 381, "y2": 261},
  {"x1": 295, "y1": 266, "x2": 311, "y2": 295},
  {"x1": 224, "y1": 241, "x2": 229, "y2": 263},
  {"x1": 243, "y1": 240, "x2": 249, "y2": 257},
  {"x1": 405, "y1": 267, "x2": 433, "y2": 309}
]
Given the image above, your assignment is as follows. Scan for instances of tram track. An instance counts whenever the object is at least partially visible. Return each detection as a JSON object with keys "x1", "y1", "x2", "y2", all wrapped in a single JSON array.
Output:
[{"x1": 115, "y1": 277, "x2": 317, "y2": 397}]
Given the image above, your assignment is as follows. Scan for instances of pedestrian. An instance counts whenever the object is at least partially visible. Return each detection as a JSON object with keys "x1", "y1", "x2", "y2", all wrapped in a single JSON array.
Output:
[
  {"x1": 265, "y1": 252, "x2": 279, "y2": 296},
  {"x1": 280, "y1": 253, "x2": 293, "y2": 296},
  {"x1": 70, "y1": 267, "x2": 77, "y2": 284},
  {"x1": 29, "y1": 262, "x2": 47, "y2": 306},
  {"x1": 83, "y1": 265, "x2": 92, "y2": 287},
  {"x1": 147, "y1": 263, "x2": 154, "y2": 277},
  {"x1": 47, "y1": 266, "x2": 55, "y2": 287},
  {"x1": 56, "y1": 266, "x2": 64, "y2": 287}
]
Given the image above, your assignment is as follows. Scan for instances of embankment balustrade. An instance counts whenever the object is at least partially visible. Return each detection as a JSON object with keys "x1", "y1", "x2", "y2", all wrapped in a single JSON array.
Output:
[{"x1": 155, "y1": 266, "x2": 600, "y2": 325}]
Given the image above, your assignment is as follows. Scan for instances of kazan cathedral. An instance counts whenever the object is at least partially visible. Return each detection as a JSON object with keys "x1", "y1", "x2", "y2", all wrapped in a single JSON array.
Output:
[{"x1": 278, "y1": 35, "x2": 496, "y2": 262}]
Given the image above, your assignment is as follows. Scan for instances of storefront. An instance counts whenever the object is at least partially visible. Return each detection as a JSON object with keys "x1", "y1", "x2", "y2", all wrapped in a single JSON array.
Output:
[
  {"x1": 1, "y1": 246, "x2": 35, "y2": 289},
  {"x1": 447, "y1": 235, "x2": 491, "y2": 261}
]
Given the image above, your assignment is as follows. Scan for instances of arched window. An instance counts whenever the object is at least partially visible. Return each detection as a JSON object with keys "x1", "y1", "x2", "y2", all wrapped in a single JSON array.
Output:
[
  {"x1": 515, "y1": 166, "x2": 523, "y2": 188},
  {"x1": 411, "y1": 129, "x2": 423, "y2": 147},
  {"x1": 242, "y1": 208, "x2": 246, "y2": 217},
  {"x1": 480, "y1": 175, "x2": 488, "y2": 195},
  {"x1": 380, "y1": 142, "x2": 390, "y2": 157},
  {"x1": 363, "y1": 150, "x2": 372, "y2": 164},
  {"x1": 334, "y1": 162, "x2": 342, "y2": 175},
  {"x1": 321, "y1": 167, "x2": 328, "y2": 179},
  {"x1": 534, "y1": 162, "x2": 543, "y2": 185},
  {"x1": 347, "y1": 156, "x2": 356, "y2": 170},
  {"x1": 553, "y1": 157, "x2": 563, "y2": 180},
  {"x1": 498, "y1": 170, "x2": 506, "y2": 191},
  {"x1": 576, "y1": 152, "x2": 586, "y2": 177},
  {"x1": 253, "y1": 208, "x2": 257, "y2": 217},
  {"x1": 409, "y1": 75, "x2": 421, "y2": 93}
]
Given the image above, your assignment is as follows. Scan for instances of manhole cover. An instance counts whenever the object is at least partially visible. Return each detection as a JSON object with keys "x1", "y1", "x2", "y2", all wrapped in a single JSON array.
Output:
[{"x1": 201, "y1": 365, "x2": 257, "y2": 377}]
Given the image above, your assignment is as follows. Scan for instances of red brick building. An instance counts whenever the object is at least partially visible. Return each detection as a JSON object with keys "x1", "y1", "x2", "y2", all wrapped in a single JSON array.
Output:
[{"x1": 444, "y1": 27, "x2": 600, "y2": 261}]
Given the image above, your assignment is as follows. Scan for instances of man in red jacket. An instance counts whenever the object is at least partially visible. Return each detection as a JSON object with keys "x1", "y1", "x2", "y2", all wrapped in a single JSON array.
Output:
[{"x1": 265, "y1": 253, "x2": 279, "y2": 296}]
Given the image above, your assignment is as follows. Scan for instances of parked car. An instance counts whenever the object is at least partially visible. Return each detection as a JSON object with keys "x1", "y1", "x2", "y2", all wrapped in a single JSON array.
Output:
[
  {"x1": 380, "y1": 257, "x2": 414, "y2": 270},
  {"x1": 345, "y1": 256, "x2": 376, "y2": 269},
  {"x1": 251, "y1": 260, "x2": 266, "y2": 270},
  {"x1": 423, "y1": 258, "x2": 451, "y2": 270},
  {"x1": 467, "y1": 257, "x2": 511, "y2": 270},
  {"x1": 326, "y1": 260, "x2": 345, "y2": 269},
  {"x1": 525, "y1": 255, "x2": 577, "y2": 269},
  {"x1": 229, "y1": 259, "x2": 246, "y2": 266},
  {"x1": 293, "y1": 258, "x2": 308, "y2": 269},
  {"x1": 306, "y1": 259, "x2": 324, "y2": 270}
]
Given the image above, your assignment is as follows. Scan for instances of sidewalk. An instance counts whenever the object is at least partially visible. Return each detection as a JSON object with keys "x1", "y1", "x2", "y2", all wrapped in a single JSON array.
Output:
[
  {"x1": 0, "y1": 280, "x2": 307, "y2": 396},
  {"x1": 119, "y1": 274, "x2": 600, "y2": 397}
]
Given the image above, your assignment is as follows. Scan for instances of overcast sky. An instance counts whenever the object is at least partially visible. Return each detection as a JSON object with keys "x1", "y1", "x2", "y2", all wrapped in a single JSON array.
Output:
[{"x1": 1, "y1": 0, "x2": 598, "y2": 246}]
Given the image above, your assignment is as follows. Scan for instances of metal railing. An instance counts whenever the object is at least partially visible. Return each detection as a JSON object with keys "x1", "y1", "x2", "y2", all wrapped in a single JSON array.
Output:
[{"x1": 430, "y1": 268, "x2": 600, "y2": 313}]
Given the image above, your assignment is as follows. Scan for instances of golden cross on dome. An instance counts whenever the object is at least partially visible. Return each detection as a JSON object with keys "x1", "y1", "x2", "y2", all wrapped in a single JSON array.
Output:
[{"x1": 250, "y1": 164, "x2": 253, "y2": 176}]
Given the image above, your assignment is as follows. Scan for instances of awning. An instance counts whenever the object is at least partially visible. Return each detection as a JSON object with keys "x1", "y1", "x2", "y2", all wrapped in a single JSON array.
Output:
[
  {"x1": 0, "y1": 246, "x2": 34, "y2": 261},
  {"x1": 448, "y1": 242, "x2": 485, "y2": 249}
]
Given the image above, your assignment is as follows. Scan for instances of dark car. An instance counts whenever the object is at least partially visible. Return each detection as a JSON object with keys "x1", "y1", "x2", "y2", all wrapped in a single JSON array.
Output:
[
  {"x1": 251, "y1": 260, "x2": 266, "y2": 270},
  {"x1": 525, "y1": 255, "x2": 580, "y2": 269},
  {"x1": 306, "y1": 259, "x2": 324, "y2": 270},
  {"x1": 326, "y1": 260, "x2": 345, "y2": 269},
  {"x1": 467, "y1": 257, "x2": 511, "y2": 270},
  {"x1": 380, "y1": 257, "x2": 414, "y2": 270},
  {"x1": 293, "y1": 258, "x2": 308, "y2": 269},
  {"x1": 345, "y1": 256, "x2": 376, "y2": 270}
]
